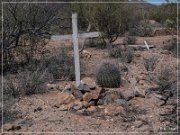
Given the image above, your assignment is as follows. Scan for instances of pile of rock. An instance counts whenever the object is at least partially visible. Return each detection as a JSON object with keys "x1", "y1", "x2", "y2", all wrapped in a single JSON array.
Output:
[{"x1": 53, "y1": 79, "x2": 146, "y2": 116}]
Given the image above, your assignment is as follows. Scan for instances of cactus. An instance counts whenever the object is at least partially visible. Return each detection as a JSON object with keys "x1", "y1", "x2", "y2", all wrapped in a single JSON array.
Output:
[{"x1": 95, "y1": 61, "x2": 121, "y2": 88}]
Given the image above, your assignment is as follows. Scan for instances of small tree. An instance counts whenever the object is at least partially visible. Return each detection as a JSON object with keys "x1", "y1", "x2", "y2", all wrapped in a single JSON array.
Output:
[
  {"x1": 3, "y1": 3, "x2": 60, "y2": 72},
  {"x1": 73, "y1": 2, "x2": 136, "y2": 44}
]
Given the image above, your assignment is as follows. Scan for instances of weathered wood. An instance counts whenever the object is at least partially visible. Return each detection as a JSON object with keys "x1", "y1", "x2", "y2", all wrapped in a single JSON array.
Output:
[
  {"x1": 72, "y1": 13, "x2": 80, "y2": 87},
  {"x1": 144, "y1": 40, "x2": 149, "y2": 50},
  {"x1": 128, "y1": 45, "x2": 154, "y2": 48},
  {"x1": 51, "y1": 32, "x2": 100, "y2": 40}
]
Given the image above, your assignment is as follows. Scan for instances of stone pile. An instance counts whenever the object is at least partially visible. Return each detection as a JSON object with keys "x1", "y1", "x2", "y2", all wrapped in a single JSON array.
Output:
[{"x1": 53, "y1": 79, "x2": 146, "y2": 116}]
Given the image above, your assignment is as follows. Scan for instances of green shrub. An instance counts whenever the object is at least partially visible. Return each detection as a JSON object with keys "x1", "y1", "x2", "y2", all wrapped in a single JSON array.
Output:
[
  {"x1": 45, "y1": 48, "x2": 75, "y2": 80},
  {"x1": 143, "y1": 56, "x2": 158, "y2": 72},
  {"x1": 95, "y1": 61, "x2": 121, "y2": 88},
  {"x1": 121, "y1": 47, "x2": 134, "y2": 63},
  {"x1": 163, "y1": 37, "x2": 179, "y2": 57},
  {"x1": 84, "y1": 37, "x2": 107, "y2": 49},
  {"x1": 108, "y1": 46, "x2": 134, "y2": 63},
  {"x1": 129, "y1": 23, "x2": 153, "y2": 37},
  {"x1": 19, "y1": 69, "x2": 52, "y2": 95},
  {"x1": 157, "y1": 68, "x2": 173, "y2": 88},
  {"x1": 123, "y1": 36, "x2": 136, "y2": 45},
  {"x1": 108, "y1": 46, "x2": 122, "y2": 58}
]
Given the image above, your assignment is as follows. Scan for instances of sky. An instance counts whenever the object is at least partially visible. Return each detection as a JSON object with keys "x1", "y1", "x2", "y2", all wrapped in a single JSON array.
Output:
[{"x1": 145, "y1": 0, "x2": 178, "y2": 5}]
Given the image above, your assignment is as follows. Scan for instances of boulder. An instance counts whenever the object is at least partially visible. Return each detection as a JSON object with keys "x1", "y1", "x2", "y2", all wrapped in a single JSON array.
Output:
[
  {"x1": 83, "y1": 87, "x2": 104, "y2": 102},
  {"x1": 121, "y1": 90, "x2": 135, "y2": 101},
  {"x1": 78, "y1": 83, "x2": 91, "y2": 92},
  {"x1": 55, "y1": 92, "x2": 75, "y2": 107},
  {"x1": 72, "y1": 89, "x2": 83, "y2": 100},
  {"x1": 115, "y1": 99, "x2": 130, "y2": 107}
]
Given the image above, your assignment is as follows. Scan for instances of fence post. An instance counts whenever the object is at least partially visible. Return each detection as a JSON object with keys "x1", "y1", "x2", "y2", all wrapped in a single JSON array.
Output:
[{"x1": 72, "y1": 13, "x2": 80, "y2": 86}]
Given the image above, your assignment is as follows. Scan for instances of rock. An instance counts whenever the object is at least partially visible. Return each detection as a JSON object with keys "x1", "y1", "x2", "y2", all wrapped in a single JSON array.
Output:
[
  {"x1": 104, "y1": 104, "x2": 124, "y2": 116},
  {"x1": 72, "y1": 89, "x2": 83, "y2": 100},
  {"x1": 89, "y1": 100, "x2": 95, "y2": 106},
  {"x1": 83, "y1": 87, "x2": 104, "y2": 102},
  {"x1": 134, "y1": 120, "x2": 143, "y2": 128},
  {"x1": 87, "y1": 106, "x2": 97, "y2": 113},
  {"x1": 82, "y1": 101, "x2": 89, "y2": 108},
  {"x1": 115, "y1": 99, "x2": 130, "y2": 107},
  {"x1": 34, "y1": 107, "x2": 42, "y2": 112},
  {"x1": 64, "y1": 84, "x2": 72, "y2": 92},
  {"x1": 82, "y1": 77, "x2": 96, "y2": 86},
  {"x1": 78, "y1": 83, "x2": 91, "y2": 92},
  {"x1": 103, "y1": 94, "x2": 113, "y2": 105},
  {"x1": 121, "y1": 90, "x2": 135, "y2": 101},
  {"x1": 4, "y1": 124, "x2": 21, "y2": 131},
  {"x1": 97, "y1": 99, "x2": 104, "y2": 105},
  {"x1": 89, "y1": 85, "x2": 96, "y2": 90},
  {"x1": 55, "y1": 92, "x2": 75, "y2": 106},
  {"x1": 72, "y1": 100, "x2": 84, "y2": 110},
  {"x1": 83, "y1": 92, "x2": 93, "y2": 102},
  {"x1": 134, "y1": 89, "x2": 145, "y2": 98}
]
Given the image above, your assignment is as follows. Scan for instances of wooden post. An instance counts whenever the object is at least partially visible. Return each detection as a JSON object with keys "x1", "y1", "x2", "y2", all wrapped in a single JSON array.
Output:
[{"x1": 72, "y1": 13, "x2": 80, "y2": 86}]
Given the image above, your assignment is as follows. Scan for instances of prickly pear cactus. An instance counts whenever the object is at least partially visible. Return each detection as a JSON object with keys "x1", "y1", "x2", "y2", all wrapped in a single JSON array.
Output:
[{"x1": 95, "y1": 61, "x2": 121, "y2": 88}]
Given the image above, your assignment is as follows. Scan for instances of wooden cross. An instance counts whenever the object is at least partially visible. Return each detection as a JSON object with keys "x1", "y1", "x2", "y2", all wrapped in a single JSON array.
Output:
[{"x1": 51, "y1": 13, "x2": 100, "y2": 86}]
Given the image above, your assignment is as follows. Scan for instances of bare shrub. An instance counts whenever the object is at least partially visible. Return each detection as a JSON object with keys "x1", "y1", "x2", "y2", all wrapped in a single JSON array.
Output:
[
  {"x1": 143, "y1": 56, "x2": 158, "y2": 72},
  {"x1": 123, "y1": 36, "x2": 136, "y2": 45}
]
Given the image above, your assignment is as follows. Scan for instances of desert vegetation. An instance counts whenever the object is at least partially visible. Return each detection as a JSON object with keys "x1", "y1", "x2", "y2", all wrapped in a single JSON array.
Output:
[{"x1": 1, "y1": 1, "x2": 179, "y2": 133}]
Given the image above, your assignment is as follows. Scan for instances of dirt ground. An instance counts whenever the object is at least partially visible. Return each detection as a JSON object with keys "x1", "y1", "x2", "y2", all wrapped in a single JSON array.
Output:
[{"x1": 2, "y1": 35, "x2": 179, "y2": 134}]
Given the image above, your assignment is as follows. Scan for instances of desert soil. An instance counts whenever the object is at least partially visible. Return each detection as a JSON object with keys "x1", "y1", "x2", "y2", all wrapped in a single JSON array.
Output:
[{"x1": 2, "y1": 35, "x2": 179, "y2": 134}]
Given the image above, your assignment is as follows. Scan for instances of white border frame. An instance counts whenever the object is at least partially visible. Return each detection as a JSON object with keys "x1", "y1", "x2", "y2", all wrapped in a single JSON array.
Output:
[{"x1": 1, "y1": 0, "x2": 179, "y2": 134}]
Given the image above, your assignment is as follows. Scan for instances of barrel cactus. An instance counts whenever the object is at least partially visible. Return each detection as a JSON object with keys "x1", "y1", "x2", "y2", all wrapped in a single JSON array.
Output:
[{"x1": 95, "y1": 61, "x2": 121, "y2": 88}]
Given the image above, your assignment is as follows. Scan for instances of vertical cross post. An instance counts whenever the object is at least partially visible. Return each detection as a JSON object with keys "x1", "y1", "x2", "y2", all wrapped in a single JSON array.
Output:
[{"x1": 72, "y1": 13, "x2": 80, "y2": 86}]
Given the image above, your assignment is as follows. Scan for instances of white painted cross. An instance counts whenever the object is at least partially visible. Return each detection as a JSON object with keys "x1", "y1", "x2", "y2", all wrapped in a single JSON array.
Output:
[{"x1": 51, "y1": 13, "x2": 100, "y2": 86}]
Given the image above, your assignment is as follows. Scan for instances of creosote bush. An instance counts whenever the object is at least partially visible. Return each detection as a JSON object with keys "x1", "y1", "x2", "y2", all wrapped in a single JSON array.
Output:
[
  {"x1": 163, "y1": 37, "x2": 179, "y2": 57},
  {"x1": 157, "y1": 68, "x2": 173, "y2": 89},
  {"x1": 129, "y1": 23, "x2": 153, "y2": 37},
  {"x1": 123, "y1": 36, "x2": 136, "y2": 45},
  {"x1": 96, "y1": 61, "x2": 121, "y2": 88},
  {"x1": 3, "y1": 69, "x2": 52, "y2": 96},
  {"x1": 45, "y1": 48, "x2": 75, "y2": 80},
  {"x1": 84, "y1": 37, "x2": 107, "y2": 49},
  {"x1": 109, "y1": 46, "x2": 122, "y2": 58},
  {"x1": 143, "y1": 56, "x2": 158, "y2": 72},
  {"x1": 109, "y1": 46, "x2": 134, "y2": 63}
]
